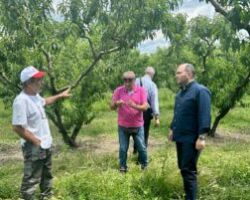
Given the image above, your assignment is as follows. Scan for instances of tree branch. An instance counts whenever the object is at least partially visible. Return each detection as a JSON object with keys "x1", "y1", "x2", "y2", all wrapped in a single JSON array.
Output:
[
  {"x1": 70, "y1": 120, "x2": 85, "y2": 142},
  {"x1": 70, "y1": 114, "x2": 95, "y2": 142},
  {"x1": 209, "y1": 69, "x2": 250, "y2": 136},
  {"x1": 208, "y1": 0, "x2": 250, "y2": 34},
  {"x1": 0, "y1": 71, "x2": 21, "y2": 91},
  {"x1": 22, "y1": 24, "x2": 58, "y2": 94},
  {"x1": 53, "y1": 105, "x2": 68, "y2": 136},
  {"x1": 83, "y1": 35, "x2": 97, "y2": 59},
  {"x1": 58, "y1": 46, "x2": 121, "y2": 92},
  {"x1": 208, "y1": 0, "x2": 227, "y2": 17},
  {"x1": 46, "y1": 111, "x2": 59, "y2": 127},
  {"x1": 68, "y1": 53, "x2": 101, "y2": 91},
  {"x1": 99, "y1": 46, "x2": 121, "y2": 57},
  {"x1": 39, "y1": 46, "x2": 58, "y2": 94}
]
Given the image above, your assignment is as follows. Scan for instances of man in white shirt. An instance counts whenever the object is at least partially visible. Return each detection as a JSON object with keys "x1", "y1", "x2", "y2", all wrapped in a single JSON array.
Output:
[{"x1": 12, "y1": 66, "x2": 70, "y2": 200}]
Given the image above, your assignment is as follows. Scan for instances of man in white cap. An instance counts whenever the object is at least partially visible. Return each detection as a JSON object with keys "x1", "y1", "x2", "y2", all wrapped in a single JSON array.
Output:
[
  {"x1": 133, "y1": 66, "x2": 160, "y2": 154},
  {"x1": 12, "y1": 66, "x2": 71, "y2": 200}
]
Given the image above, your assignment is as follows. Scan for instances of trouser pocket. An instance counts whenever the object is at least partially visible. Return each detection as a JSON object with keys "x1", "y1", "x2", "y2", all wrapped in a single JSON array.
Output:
[
  {"x1": 32, "y1": 146, "x2": 46, "y2": 161},
  {"x1": 23, "y1": 142, "x2": 47, "y2": 161}
]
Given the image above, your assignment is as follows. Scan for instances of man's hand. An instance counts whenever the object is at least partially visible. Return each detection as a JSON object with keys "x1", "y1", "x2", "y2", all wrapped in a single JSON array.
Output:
[
  {"x1": 110, "y1": 99, "x2": 124, "y2": 110},
  {"x1": 195, "y1": 138, "x2": 205, "y2": 150},
  {"x1": 127, "y1": 100, "x2": 148, "y2": 111},
  {"x1": 59, "y1": 88, "x2": 71, "y2": 98},
  {"x1": 168, "y1": 130, "x2": 173, "y2": 142},
  {"x1": 128, "y1": 100, "x2": 137, "y2": 109},
  {"x1": 13, "y1": 125, "x2": 41, "y2": 147},
  {"x1": 115, "y1": 100, "x2": 124, "y2": 107},
  {"x1": 33, "y1": 138, "x2": 41, "y2": 147},
  {"x1": 45, "y1": 88, "x2": 71, "y2": 105},
  {"x1": 155, "y1": 118, "x2": 160, "y2": 127}
]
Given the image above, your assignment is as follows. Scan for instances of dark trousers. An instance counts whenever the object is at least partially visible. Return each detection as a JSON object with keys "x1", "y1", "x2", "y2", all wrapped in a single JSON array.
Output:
[
  {"x1": 176, "y1": 142, "x2": 200, "y2": 200},
  {"x1": 118, "y1": 126, "x2": 148, "y2": 169},
  {"x1": 133, "y1": 109, "x2": 152, "y2": 153},
  {"x1": 21, "y1": 142, "x2": 53, "y2": 200}
]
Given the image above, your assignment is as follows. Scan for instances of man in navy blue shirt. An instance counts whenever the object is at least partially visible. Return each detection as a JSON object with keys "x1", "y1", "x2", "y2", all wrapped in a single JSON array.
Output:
[{"x1": 169, "y1": 63, "x2": 211, "y2": 200}]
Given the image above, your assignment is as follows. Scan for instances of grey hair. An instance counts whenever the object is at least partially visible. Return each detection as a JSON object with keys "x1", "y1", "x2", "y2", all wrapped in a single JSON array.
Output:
[
  {"x1": 184, "y1": 63, "x2": 195, "y2": 77},
  {"x1": 123, "y1": 71, "x2": 135, "y2": 78},
  {"x1": 145, "y1": 66, "x2": 155, "y2": 75}
]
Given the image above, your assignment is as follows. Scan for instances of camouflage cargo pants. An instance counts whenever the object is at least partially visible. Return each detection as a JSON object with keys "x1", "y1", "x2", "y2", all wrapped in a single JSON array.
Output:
[{"x1": 21, "y1": 142, "x2": 53, "y2": 200}]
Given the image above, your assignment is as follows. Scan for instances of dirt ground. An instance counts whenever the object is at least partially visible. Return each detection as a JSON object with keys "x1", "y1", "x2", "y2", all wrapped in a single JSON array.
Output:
[{"x1": 1, "y1": 129, "x2": 250, "y2": 164}]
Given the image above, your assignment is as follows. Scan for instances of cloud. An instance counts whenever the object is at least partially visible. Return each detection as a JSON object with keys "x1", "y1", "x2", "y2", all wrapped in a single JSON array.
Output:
[
  {"x1": 51, "y1": 0, "x2": 64, "y2": 21},
  {"x1": 138, "y1": 30, "x2": 170, "y2": 54},
  {"x1": 138, "y1": 0, "x2": 216, "y2": 53},
  {"x1": 176, "y1": 0, "x2": 215, "y2": 20},
  {"x1": 52, "y1": 0, "x2": 62, "y2": 9}
]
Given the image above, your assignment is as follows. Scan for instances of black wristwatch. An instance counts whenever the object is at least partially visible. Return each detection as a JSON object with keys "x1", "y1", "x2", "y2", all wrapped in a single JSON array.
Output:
[{"x1": 198, "y1": 135, "x2": 206, "y2": 140}]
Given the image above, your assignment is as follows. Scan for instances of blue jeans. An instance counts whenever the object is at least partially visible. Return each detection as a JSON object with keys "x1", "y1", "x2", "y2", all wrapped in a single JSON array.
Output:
[
  {"x1": 118, "y1": 126, "x2": 148, "y2": 169},
  {"x1": 176, "y1": 142, "x2": 201, "y2": 200}
]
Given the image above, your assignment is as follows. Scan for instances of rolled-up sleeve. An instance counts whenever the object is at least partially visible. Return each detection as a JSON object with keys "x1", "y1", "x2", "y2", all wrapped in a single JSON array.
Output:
[
  {"x1": 198, "y1": 88, "x2": 211, "y2": 135},
  {"x1": 112, "y1": 88, "x2": 119, "y2": 103}
]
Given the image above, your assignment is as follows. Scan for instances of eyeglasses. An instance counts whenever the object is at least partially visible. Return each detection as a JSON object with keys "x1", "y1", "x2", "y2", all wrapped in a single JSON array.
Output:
[{"x1": 123, "y1": 78, "x2": 134, "y2": 82}]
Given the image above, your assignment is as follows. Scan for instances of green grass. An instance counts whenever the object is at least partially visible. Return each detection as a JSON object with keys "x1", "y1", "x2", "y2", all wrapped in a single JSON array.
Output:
[
  {"x1": 1, "y1": 89, "x2": 250, "y2": 199},
  {"x1": 220, "y1": 106, "x2": 250, "y2": 133},
  {"x1": 0, "y1": 103, "x2": 19, "y2": 144}
]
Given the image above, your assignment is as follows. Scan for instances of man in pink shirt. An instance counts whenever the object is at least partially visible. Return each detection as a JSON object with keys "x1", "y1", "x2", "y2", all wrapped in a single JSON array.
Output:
[{"x1": 111, "y1": 71, "x2": 148, "y2": 172}]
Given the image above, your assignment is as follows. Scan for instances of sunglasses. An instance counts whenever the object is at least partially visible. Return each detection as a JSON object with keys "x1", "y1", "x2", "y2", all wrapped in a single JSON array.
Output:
[{"x1": 123, "y1": 78, "x2": 134, "y2": 82}]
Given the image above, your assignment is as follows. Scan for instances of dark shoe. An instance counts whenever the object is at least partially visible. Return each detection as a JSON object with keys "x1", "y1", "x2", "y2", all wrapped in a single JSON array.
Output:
[
  {"x1": 119, "y1": 166, "x2": 127, "y2": 173},
  {"x1": 136, "y1": 160, "x2": 140, "y2": 165},
  {"x1": 141, "y1": 165, "x2": 147, "y2": 171}
]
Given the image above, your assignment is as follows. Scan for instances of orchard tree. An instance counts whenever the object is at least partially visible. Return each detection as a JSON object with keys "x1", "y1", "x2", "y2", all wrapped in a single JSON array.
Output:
[
  {"x1": 203, "y1": 0, "x2": 250, "y2": 34},
  {"x1": 152, "y1": 14, "x2": 190, "y2": 90},
  {"x1": 158, "y1": 12, "x2": 249, "y2": 136},
  {"x1": 184, "y1": 15, "x2": 250, "y2": 136},
  {"x1": 0, "y1": 0, "x2": 180, "y2": 147},
  {"x1": 199, "y1": 0, "x2": 250, "y2": 135}
]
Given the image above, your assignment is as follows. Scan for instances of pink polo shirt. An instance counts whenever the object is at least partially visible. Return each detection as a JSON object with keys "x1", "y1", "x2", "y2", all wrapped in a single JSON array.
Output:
[{"x1": 112, "y1": 85, "x2": 147, "y2": 128}]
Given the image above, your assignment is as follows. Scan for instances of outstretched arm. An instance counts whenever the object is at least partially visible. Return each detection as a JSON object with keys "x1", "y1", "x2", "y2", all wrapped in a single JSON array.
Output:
[{"x1": 45, "y1": 88, "x2": 71, "y2": 105}]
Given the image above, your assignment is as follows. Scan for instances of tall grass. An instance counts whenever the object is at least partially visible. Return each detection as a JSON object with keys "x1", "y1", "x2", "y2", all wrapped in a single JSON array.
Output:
[{"x1": 1, "y1": 89, "x2": 250, "y2": 199}]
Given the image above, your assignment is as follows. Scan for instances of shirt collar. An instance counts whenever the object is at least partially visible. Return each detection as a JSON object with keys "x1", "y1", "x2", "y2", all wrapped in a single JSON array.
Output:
[
  {"x1": 144, "y1": 74, "x2": 152, "y2": 80},
  {"x1": 22, "y1": 90, "x2": 38, "y2": 97},
  {"x1": 124, "y1": 85, "x2": 138, "y2": 93},
  {"x1": 180, "y1": 80, "x2": 195, "y2": 91}
]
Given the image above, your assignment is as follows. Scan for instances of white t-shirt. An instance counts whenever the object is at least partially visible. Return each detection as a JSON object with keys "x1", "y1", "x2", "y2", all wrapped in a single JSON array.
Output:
[{"x1": 12, "y1": 91, "x2": 52, "y2": 149}]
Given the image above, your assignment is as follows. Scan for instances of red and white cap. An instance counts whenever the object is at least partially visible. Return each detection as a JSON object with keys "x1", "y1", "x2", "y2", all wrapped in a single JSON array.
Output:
[{"x1": 20, "y1": 66, "x2": 45, "y2": 83}]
